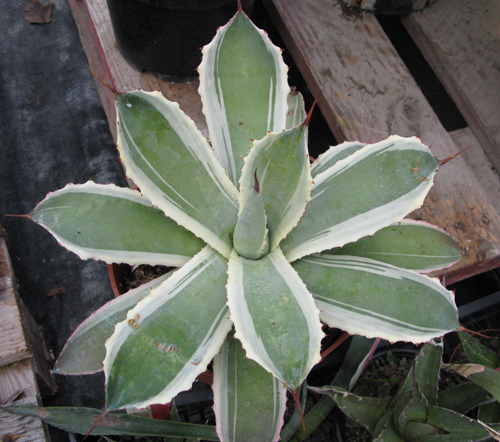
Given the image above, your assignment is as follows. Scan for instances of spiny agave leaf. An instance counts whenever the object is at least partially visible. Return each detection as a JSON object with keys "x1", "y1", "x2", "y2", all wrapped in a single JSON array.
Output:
[
  {"x1": 438, "y1": 383, "x2": 492, "y2": 414},
  {"x1": 281, "y1": 136, "x2": 441, "y2": 262},
  {"x1": 286, "y1": 91, "x2": 306, "y2": 129},
  {"x1": 393, "y1": 385, "x2": 428, "y2": 438},
  {"x1": 198, "y1": 11, "x2": 289, "y2": 186},
  {"x1": 30, "y1": 182, "x2": 205, "y2": 266},
  {"x1": 311, "y1": 386, "x2": 392, "y2": 433},
  {"x1": 458, "y1": 330, "x2": 500, "y2": 369},
  {"x1": 55, "y1": 272, "x2": 172, "y2": 375},
  {"x1": 420, "y1": 406, "x2": 492, "y2": 441},
  {"x1": 116, "y1": 90, "x2": 239, "y2": 258},
  {"x1": 213, "y1": 334, "x2": 287, "y2": 442},
  {"x1": 310, "y1": 141, "x2": 364, "y2": 178},
  {"x1": 372, "y1": 410, "x2": 398, "y2": 441},
  {"x1": 232, "y1": 176, "x2": 270, "y2": 260},
  {"x1": 3, "y1": 405, "x2": 219, "y2": 439},
  {"x1": 226, "y1": 248, "x2": 323, "y2": 390},
  {"x1": 332, "y1": 335, "x2": 377, "y2": 391},
  {"x1": 239, "y1": 126, "x2": 312, "y2": 251},
  {"x1": 326, "y1": 220, "x2": 462, "y2": 273},
  {"x1": 104, "y1": 246, "x2": 232, "y2": 410},
  {"x1": 445, "y1": 364, "x2": 500, "y2": 402},
  {"x1": 478, "y1": 402, "x2": 500, "y2": 428},
  {"x1": 395, "y1": 341, "x2": 443, "y2": 408},
  {"x1": 293, "y1": 255, "x2": 458, "y2": 343}
]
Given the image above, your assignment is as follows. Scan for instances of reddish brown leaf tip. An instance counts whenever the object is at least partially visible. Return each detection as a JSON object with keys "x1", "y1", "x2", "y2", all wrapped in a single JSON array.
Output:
[
  {"x1": 4, "y1": 214, "x2": 30, "y2": 218},
  {"x1": 302, "y1": 90, "x2": 323, "y2": 128},
  {"x1": 88, "y1": 66, "x2": 120, "y2": 96},
  {"x1": 439, "y1": 145, "x2": 472, "y2": 166},
  {"x1": 237, "y1": 0, "x2": 243, "y2": 12}
]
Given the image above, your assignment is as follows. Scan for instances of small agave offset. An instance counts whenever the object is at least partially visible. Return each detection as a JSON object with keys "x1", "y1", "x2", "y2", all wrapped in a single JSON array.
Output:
[{"x1": 29, "y1": 7, "x2": 462, "y2": 442}]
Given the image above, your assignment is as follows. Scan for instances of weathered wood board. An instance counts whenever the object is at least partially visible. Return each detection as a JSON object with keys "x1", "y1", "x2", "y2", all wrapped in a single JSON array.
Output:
[
  {"x1": 0, "y1": 226, "x2": 53, "y2": 440},
  {"x1": 67, "y1": 0, "x2": 500, "y2": 285},
  {"x1": 262, "y1": 0, "x2": 500, "y2": 285},
  {"x1": 67, "y1": 0, "x2": 207, "y2": 140},
  {"x1": 402, "y1": 0, "x2": 500, "y2": 173}
]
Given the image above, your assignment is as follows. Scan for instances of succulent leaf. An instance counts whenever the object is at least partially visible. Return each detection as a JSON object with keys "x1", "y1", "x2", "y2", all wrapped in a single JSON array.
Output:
[
  {"x1": 3, "y1": 405, "x2": 219, "y2": 439},
  {"x1": 104, "y1": 246, "x2": 232, "y2": 410},
  {"x1": 445, "y1": 364, "x2": 500, "y2": 403},
  {"x1": 310, "y1": 140, "x2": 364, "y2": 177},
  {"x1": 55, "y1": 271, "x2": 173, "y2": 375},
  {"x1": 116, "y1": 90, "x2": 238, "y2": 258},
  {"x1": 326, "y1": 220, "x2": 461, "y2": 273},
  {"x1": 310, "y1": 386, "x2": 392, "y2": 432},
  {"x1": 30, "y1": 182, "x2": 205, "y2": 266},
  {"x1": 239, "y1": 125, "x2": 312, "y2": 251},
  {"x1": 213, "y1": 334, "x2": 286, "y2": 442},
  {"x1": 458, "y1": 330, "x2": 500, "y2": 369},
  {"x1": 198, "y1": 11, "x2": 289, "y2": 186},
  {"x1": 286, "y1": 91, "x2": 307, "y2": 129},
  {"x1": 281, "y1": 136, "x2": 441, "y2": 262},
  {"x1": 293, "y1": 256, "x2": 459, "y2": 343},
  {"x1": 438, "y1": 382, "x2": 492, "y2": 414},
  {"x1": 226, "y1": 248, "x2": 323, "y2": 390}
]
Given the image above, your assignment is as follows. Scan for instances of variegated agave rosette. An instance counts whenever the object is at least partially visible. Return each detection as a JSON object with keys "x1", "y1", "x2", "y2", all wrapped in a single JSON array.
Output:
[{"x1": 30, "y1": 9, "x2": 462, "y2": 442}]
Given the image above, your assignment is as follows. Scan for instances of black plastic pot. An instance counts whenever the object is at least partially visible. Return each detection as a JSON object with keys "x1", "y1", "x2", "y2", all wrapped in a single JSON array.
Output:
[
  {"x1": 106, "y1": 0, "x2": 255, "y2": 80},
  {"x1": 341, "y1": 0, "x2": 435, "y2": 15}
]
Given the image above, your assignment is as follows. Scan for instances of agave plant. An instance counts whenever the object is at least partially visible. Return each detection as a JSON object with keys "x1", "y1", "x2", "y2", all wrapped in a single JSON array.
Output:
[
  {"x1": 26, "y1": 7, "x2": 463, "y2": 441},
  {"x1": 315, "y1": 338, "x2": 500, "y2": 441}
]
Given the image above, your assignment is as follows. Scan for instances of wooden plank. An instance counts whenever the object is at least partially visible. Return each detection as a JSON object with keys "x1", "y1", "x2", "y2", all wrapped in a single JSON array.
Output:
[
  {"x1": 449, "y1": 127, "x2": 500, "y2": 216},
  {"x1": 402, "y1": 0, "x2": 500, "y2": 172},
  {"x1": 0, "y1": 396, "x2": 48, "y2": 442},
  {"x1": 263, "y1": 0, "x2": 500, "y2": 284},
  {"x1": 67, "y1": 0, "x2": 207, "y2": 140},
  {"x1": 0, "y1": 226, "x2": 51, "y2": 440}
]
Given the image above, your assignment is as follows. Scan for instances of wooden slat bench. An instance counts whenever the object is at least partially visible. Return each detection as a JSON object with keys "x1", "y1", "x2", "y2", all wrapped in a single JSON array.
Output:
[{"x1": 68, "y1": 0, "x2": 500, "y2": 286}]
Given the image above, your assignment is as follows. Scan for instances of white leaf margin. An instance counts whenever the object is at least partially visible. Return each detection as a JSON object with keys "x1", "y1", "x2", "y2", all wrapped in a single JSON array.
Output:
[
  {"x1": 31, "y1": 181, "x2": 194, "y2": 267},
  {"x1": 103, "y1": 246, "x2": 233, "y2": 409}
]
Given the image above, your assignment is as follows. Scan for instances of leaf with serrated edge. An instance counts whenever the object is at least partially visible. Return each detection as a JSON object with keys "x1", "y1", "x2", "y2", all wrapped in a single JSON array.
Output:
[
  {"x1": 310, "y1": 141, "x2": 364, "y2": 178},
  {"x1": 325, "y1": 220, "x2": 461, "y2": 273},
  {"x1": 446, "y1": 364, "x2": 500, "y2": 402},
  {"x1": 310, "y1": 386, "x2": 392, "y2": 432},
  {"x1": 293, "y1": 255, "x2": 458, "y2": 343},
  {"x1": 117, "y1": 90, "x2": 238, "y2": 258},
  {"x1": 422, "y1": 406, "x2": 491, "y2": 441},
  {"x1": 226, "y1": 248, "x2": 322, "y2": 390},
  {"x1": 458, "y1": 330, "x2": 500, "y2": 369},
  {"x1": 213, "y1": 334, "x2": 286, "y2": 442},
  {"x1": 4, "y1": 405, "x2": 219, "y2": 440},
  {"x1": 239, "y1": 127, "x2": 312, "y2": 251},
  {"x1": 281, "y1": 136, "x2": 440, "y2": 262},
  {"x1": 30, "y1": 182, "x2": 205, "y2": 266},
  {"x1": 55, "y1": 272, "x2": 173, "y2": 375},
  {"x1": 104, "y1": 246, "x2": 232, "y2": 410},
  {"x1": 198, "y1": 11, "x2": 289, "y2": 186},
  {"x1": 286, "y1": 91, "x2": 306, "y2": 130}
]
